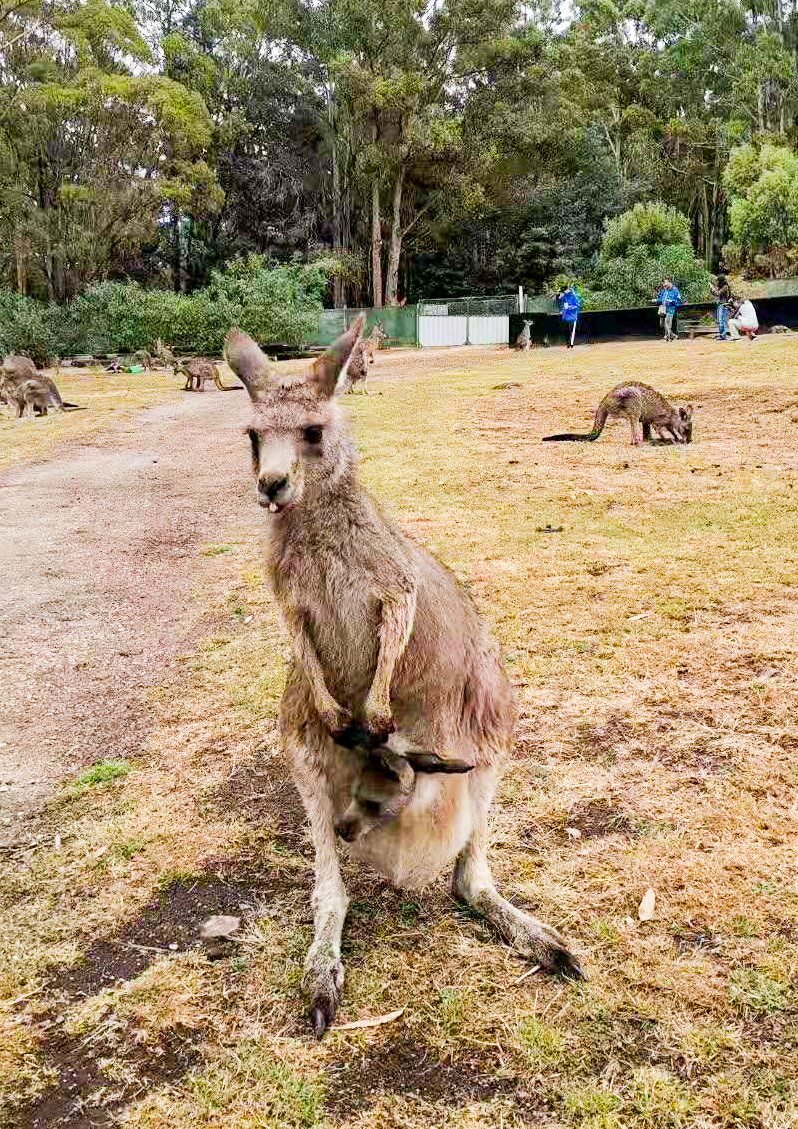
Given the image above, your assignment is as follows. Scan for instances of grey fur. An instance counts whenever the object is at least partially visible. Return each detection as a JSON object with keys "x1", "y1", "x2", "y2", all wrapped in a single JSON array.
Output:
[
  {"x1": 543, "y1": 381, "x2": 693, "y2": 445},
  {"x1": 1, "y1": 355, "x2": 83, "y2": 416},
  {"x1": 224, "y1": 319, "x2": 582, "y2": 1039}
]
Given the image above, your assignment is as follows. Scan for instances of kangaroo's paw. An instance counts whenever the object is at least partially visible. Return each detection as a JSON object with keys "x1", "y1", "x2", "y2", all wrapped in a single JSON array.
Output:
[
  {"x1": 505, "y1": 912, "x2": 584, "y2": 979},
  {"x1": 463, "y1": 886, "x2": 584, "y2": 980},
  {"x1": 304, "y1": 954, "x2": 345, "y2": 1039}
]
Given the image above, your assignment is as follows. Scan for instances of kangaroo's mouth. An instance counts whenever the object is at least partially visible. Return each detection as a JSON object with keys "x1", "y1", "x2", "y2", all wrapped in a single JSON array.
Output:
[{"x1": 259, "y1": 496, "x2": 297, "y2": 514}]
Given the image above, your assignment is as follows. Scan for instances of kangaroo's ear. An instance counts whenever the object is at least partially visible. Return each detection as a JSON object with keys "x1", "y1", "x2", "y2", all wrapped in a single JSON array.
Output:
[
  {"x1": 309, "y1": 316, "x2": 365, "y2": 398},
  {"x1": 224, "y1": 328, "x2": 274, "y2": 403},
  {"x1": 404, "y1": 751, "x2": 474, "y2": 774}
]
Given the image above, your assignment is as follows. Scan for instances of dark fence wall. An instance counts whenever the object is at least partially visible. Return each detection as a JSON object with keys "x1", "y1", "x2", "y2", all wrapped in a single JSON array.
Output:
[{"x1": 510, "y1": 296, "x2": 798, "y2": 347}]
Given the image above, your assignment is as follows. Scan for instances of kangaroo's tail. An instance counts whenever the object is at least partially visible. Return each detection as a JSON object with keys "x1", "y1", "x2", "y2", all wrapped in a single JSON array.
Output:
[
  {"x1": 543, "y1": 405, "x2": 607, "y2": 443},
  {"x1": 213, "y1": 363, "x2": 243, "y2": 391},
  {"x1": 542, "y1": 431, "x2": 598, "y2": 441}
]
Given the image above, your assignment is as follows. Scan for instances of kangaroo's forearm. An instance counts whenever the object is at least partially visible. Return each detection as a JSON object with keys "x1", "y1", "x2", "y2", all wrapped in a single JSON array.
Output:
[
  {"x1": 282, "y1": 608, "x2": 342, "y2": 720},
  {"x1": 366, "y1": 586, "x2": 417, "y2": 715}
]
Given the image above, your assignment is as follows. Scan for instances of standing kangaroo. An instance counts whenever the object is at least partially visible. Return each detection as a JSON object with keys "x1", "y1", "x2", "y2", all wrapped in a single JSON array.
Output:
[
  {"x1": 542, "y1": 382, "x2": 693, "y2": 446},
  {"x1": 516, "y1": 320, "x2": 532, "y2": 351},
  {"x1": 1, "y1": 356, "x2": 83, "y2": 415},
  {"x1": 224, "y1": 318, "x2": 581, "y2": 1039}
]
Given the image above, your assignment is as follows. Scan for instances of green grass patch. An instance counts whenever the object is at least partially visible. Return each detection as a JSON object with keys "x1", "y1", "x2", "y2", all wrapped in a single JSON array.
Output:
[{"x1": 65, "y1": 758, "x2": 131, "y2": 797}]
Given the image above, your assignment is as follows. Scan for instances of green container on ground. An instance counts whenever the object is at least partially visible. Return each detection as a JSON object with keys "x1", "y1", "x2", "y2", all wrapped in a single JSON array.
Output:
[{"x1": 128, "y1": 364, "x2": 145, "y2": 373}]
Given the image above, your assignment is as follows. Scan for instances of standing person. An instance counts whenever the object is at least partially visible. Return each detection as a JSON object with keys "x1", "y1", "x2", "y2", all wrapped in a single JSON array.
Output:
[
  {"x1": 557, "y1": 283, "x2": 582, "y2": 348},
  {"x1": 655, "y1": 278, "x2": 682, "y2": 341},
  {"x1": 710, "y1": 274, "x2": 732, "y2": 339},
  {"x1": 728, "y1": 297, "x2": 759, "y2": 340}
]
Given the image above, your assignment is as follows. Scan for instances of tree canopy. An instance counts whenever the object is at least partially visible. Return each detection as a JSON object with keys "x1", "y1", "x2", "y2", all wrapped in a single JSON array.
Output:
[{"x1": 2, "y1": 0, "x2": 798, "y2": 308}]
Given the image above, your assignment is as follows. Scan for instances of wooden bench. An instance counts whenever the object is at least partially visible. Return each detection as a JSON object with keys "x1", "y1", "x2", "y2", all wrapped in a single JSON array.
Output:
[{"x1": 678, "y1": 316, "x2": 718, "y2": 340}]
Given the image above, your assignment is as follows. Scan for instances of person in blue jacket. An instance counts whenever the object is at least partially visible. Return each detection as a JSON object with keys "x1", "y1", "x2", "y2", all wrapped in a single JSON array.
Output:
[
  {"x1": 556, "y1": 284, "x2": 582, "y2": 348},
  {"x1": 655, "y1": 278, "x2": 682, "y2": 341}
]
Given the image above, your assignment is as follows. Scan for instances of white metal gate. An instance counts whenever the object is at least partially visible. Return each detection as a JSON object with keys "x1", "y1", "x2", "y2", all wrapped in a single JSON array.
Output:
[
  {"x1": 418, "y1": 307, "x2": 468, "y2": 347},
  {"x1": 417, "y1": 296, "x2": 515, "y2": 347},
  {"x1": 467, "y1": 315, "x2": 510, "y2": 345}
]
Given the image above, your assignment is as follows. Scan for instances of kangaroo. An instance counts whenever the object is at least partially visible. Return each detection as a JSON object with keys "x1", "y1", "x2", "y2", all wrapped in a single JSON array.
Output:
[
  {"x1": 516, "y1": 320, "x2": 532, "y2": 351},
  {"x1": 771, "y1": 325, "x2": 792, "y2": 334},
  {"x1": 339, "y1": 338, "x2": 370, "y2": 395},
  {"x1": 542, "y1": 382, "x2": 693, "y2": 446},
  {"x1": 157, "y1": 339, "x2": 240, "y2": 392},
  {"x1": 1, "y1": 356, "x2": 83, "y2": 415},
  {"x1": 335, "y1": 739, "x2": 473, "y2": 844},
  {"x1": 131, "y1": 349, "x2": 152, "y2": 370},
  {"x1": 224, "y1": 318, "x2": 581, "y2": 1039},
  {"x1": 362, "y1": 321, "x2": 387, "y2": 364}
]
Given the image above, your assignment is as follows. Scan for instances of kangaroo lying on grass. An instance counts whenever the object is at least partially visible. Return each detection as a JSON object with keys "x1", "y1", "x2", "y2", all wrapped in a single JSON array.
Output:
[
  {"x1": 224, "y1": 317, "x2": 582, "y2": 1038},
  {"x1": 543, "y1": 381, "x2": 693, "y2": 446},
  {"x1": 1, "y1": 355, "x2": 83, "y2": 416}
]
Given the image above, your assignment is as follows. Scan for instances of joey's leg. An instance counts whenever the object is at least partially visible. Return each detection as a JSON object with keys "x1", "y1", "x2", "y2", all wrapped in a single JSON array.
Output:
[
  {"x1": 630, "y1": 418, "x2": 643, "y2": 446},
  {"x1": 287, "y1": 730, "x2": 350, "y2": 1038},
  {"x1": 451, "y1": 789, "x2": 582, "y2": 978},
  {"x1": 642, "y1": 421, "x2": 652, "y2": 442}
]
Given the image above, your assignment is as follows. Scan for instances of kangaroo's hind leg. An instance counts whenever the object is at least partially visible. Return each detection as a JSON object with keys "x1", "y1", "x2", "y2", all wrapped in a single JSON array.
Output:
[
  {"x1": 282, "y1": 686, "x2": 351, "y2": 1039},
  {"x1": 451, "y1": 767, "x2": 582, "y2": 977}
]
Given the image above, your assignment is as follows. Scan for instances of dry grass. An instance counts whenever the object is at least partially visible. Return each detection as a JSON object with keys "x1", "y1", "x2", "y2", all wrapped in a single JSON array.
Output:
[
  {"x1": 0, "y1": 365, "x2": 182, "y2": 469},
  {"x1": 2, "y1": 337, "x2": 798, "y2": 1128}
]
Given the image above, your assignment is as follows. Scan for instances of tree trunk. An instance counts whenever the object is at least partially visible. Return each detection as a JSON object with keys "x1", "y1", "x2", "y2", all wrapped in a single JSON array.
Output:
[
  {"x1": 328, "y1": 86, "x2": 345, "y2": 309},
  {"x1": 384, "y1": 165, "x2": 405, "y2": 306},
  {"x1": 371, "y1": 175, "x2": 382, "y2": 309},
  {"x1": 172, "y1": 204, "x2": 182, "y2": 294}
]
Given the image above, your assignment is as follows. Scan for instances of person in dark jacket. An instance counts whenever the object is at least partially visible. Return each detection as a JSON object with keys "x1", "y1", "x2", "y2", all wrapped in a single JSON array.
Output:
[
  {"x1": 710, "y1": 274, "x2": 731, "y2": 340},
  {"x1": 556, "y1": 284, "x2": 582, "y2": 348}
]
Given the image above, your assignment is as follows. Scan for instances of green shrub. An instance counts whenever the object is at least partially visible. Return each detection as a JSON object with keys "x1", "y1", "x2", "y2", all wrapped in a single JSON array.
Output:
[
  {"x1": 0, "y1": 256, "x2": 337, "y2": 361},
  {"x1": 600, "y1": 203, "x2": 692, "y2": 261}
]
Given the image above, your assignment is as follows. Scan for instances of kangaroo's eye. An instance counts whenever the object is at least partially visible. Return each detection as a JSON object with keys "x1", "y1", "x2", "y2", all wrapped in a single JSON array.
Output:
[
  {"x1": 303, "y1": 425, "x2": 323, "y2": 445},
  {"x1": 362, "y1": 800, "x2": 382, "y2": 817}
]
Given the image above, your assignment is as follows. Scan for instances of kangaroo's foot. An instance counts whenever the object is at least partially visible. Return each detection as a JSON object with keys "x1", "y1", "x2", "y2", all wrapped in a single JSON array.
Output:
[
  {"x1": 304, "y1": 943, "x2": 345, "y2": 1039},
  {"x1": 452, "y1": 824, "x2": 583, "y2": 979},
  {"x1": 463, "y1": 885, "x2": 582, "y2": 977}
]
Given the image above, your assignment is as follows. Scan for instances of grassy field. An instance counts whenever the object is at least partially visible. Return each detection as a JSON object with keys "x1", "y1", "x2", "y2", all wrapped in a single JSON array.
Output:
[{"x1": 2, "y1": 337, "x2": 798, "y2": 1129}]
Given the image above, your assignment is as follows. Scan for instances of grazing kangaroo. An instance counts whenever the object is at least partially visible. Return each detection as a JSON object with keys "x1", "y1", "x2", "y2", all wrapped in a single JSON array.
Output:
[
  {"x1": 132, "y1": 349, "x2": 152, "y2": 370},
  {"x1": 543, "y1": 382, "x2": 693, "y2": 446},
  {"x1": 224, "y1": 318, "x2": 581, "y2": 1039},
  {"x1": 516, "y1": 320, "x2": 532, "y2": 351},
  {"x1": 156, "y1": 339, "x2": 239, "y2": 392},
  {"x1": 1, "y1": 356, "x2": 83, "y2": 415}
]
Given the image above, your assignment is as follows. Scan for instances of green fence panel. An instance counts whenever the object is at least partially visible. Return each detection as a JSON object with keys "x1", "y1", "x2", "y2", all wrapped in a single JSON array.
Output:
[{"x1": 314, "y1": 306, "x2": 418, "y2": 347}]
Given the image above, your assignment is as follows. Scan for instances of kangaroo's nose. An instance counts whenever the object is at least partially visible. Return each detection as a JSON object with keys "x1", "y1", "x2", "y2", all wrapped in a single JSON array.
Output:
[{"x1": 260, "y1": 474, "x2": 289, "y2": 500}]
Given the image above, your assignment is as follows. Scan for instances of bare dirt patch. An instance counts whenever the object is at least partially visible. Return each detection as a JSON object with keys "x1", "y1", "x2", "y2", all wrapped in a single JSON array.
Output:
[{"x1": 0, "y1": 391, "x2": 256, "y2": 843}]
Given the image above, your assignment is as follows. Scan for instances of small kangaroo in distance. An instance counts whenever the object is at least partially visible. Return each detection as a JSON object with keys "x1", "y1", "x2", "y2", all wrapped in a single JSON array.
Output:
[
  {"x1": 156, "y1": 339, "x2": 240, "y2": 392},
  {"x1": 543, "y1": 381, "x2": 693, "y2": 446},
  {"x1": 224, "y1": 317, "x2": 581, "y2": 1039}
]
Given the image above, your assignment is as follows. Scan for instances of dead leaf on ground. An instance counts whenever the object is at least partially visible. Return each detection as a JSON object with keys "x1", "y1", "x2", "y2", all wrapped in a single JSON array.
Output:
[{"x1": 638, "y1": 887, "x2": 656, "y2": 921}]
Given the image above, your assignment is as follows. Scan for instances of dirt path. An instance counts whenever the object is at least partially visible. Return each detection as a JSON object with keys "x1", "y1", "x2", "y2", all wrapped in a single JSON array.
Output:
[{"x1": 0, "y1": 391, "x2": 256, "y2": 845}]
